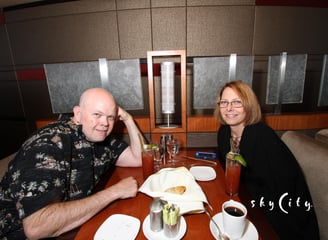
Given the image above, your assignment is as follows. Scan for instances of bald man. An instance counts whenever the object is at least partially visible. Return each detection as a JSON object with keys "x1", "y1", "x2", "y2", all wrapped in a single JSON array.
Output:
[{"x1": 0, "y1": 88, "x2": 142, "y2": 239}]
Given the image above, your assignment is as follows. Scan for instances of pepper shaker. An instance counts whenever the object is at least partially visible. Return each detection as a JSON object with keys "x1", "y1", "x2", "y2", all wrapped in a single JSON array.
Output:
[{"x1": 149, "y1": 198, "x2": 164, "y2": 232}]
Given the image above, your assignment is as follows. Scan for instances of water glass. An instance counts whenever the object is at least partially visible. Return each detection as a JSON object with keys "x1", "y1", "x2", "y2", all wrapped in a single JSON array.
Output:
[{"x1": 166, "y1": 138, "x2": 180, "y2": 163}]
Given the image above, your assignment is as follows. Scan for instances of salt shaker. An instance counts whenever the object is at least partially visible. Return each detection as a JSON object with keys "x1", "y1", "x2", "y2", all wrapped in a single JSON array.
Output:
[{"x1": 150, "y1": 198, "x2": 164, "y2": 232}]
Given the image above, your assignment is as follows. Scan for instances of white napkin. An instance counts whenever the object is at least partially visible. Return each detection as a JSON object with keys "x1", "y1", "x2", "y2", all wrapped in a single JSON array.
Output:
[{"x1": 139, "y1": 167, "x2": 208, "y2": 214}]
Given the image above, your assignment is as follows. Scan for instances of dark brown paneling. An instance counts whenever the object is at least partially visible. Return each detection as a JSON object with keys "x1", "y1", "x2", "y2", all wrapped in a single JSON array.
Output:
[
  {"x1": 19, "y1": 80, "x2": 58, "y2": 131},
  {"x1": 256, "y1": 0, "x2": 328, "y2": 7},
  {"x1": 0, "y1": 120, "x2": 28, "y2": 159},
  {"x1": 0, "y1": 80, "x2": 24, "y2": 119},
  {"x1": 7, "y1": 12, "x2": 120, "y2": 64},
  {"x1": 254, "y1": 7, "x2": 328, "y2": 55}
]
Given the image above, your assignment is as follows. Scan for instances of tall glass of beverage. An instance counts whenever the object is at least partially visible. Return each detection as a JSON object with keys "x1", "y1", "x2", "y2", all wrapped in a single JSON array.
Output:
[
  {"x1": 225, "y1": 153, "x2": 242, "y2": 196},
  {"x1": 142, "y1": 144, "x2": 155, "y2": 180}
]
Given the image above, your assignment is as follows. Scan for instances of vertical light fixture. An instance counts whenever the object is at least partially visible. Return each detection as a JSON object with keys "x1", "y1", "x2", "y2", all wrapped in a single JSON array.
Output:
[
  {"x1": 229, "y1": 53, "x2": 237, "y2": 81},
  {"x1": 98, "y1": 58, "x2": 109, "y2": 89},
  {"x1": 160, "y1": 61, "x2": 177, "y2": 128},
  {"x1": 275, "y1": 52, "x2": 287, "y2": 113}
]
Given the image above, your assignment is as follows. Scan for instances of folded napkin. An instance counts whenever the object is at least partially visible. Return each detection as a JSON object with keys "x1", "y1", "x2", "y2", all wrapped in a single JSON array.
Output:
[{"x1": 139, "y1": 167, "x2": 208, "y2": 214}]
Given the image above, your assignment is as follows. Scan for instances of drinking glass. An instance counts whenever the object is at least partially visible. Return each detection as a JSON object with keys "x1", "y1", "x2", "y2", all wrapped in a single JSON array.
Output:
[
  {"x1": 166, "y1": 138, "x2": 180, "y2": 163},
  {"x1": 142, "y1": 144, "x2": 155, "y2": 180},
  {"x1": 225, "y1": 154, "x2": 242, "y2": 196},
  {"x1": 153, "y1": 144, "x2": 164, "y2": 172}
]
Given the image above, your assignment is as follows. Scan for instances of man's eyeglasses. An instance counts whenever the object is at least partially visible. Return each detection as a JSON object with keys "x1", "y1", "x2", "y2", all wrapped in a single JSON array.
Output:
[{"x1": 217, "y1": 100, "x2": 243, "y2": 108}]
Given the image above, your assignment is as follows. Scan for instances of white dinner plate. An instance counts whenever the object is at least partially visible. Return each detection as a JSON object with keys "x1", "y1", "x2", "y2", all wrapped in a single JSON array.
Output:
[
  {"x1": 94, "y1": 214, "x2": 140, "y2": 240},
  {"x1": 209, "y1": 212, "x2": 258, "y2": 240},
  {"x1": 189, "y1": 166, "x2": 216, "y2": 181},
  {"x1": 142, "y1": 214, "x2": 187, "y2": 240}
]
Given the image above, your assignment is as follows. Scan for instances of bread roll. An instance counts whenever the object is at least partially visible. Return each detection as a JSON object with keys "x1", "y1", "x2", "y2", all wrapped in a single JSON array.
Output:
[{"x1": 164, "y1": 186, "x2": 186, "y2": 194}]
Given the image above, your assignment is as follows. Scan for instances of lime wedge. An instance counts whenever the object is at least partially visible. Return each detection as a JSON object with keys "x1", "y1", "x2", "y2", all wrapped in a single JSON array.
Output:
[
  {"x1": 143, "y1": 144, "x2": 152, "y2": 150},
  {"x1": 226, "y1": 152, "x2": 235, "y2": 159},
  {"x1": 143, "y1": 143, "x2": 159, "y2": 151},
  {"x1": 151, "y1": 143, "x2": 159, "y2": 150},
  {"x1": 234, "y1": 154, "x2": 247, "y2": 167}
]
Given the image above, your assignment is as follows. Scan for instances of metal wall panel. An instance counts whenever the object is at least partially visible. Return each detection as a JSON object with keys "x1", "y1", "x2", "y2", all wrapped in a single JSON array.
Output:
[
  {"x1": 44, "y1": 59, "x2": 143, "y2": 113},
  {"x1": 266, "y1": 54, "x2": 307, "y2": 105},
  {"x1": 318, "y1": 55, "x2": 328, "y2": 106},
  {"x1": 193, "y1": 55, "x2": 254, "y2": 109}
]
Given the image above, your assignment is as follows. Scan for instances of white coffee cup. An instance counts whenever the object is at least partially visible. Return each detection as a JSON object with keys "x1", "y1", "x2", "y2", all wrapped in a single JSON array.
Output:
[{"x1": 222, "y1": 200, "x2": 247, "y2": 239}]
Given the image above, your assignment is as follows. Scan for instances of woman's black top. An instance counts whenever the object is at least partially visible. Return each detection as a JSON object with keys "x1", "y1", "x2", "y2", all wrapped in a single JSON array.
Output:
[{"x1": 217, "y1": 123, "x2": 320, "y2": 240}]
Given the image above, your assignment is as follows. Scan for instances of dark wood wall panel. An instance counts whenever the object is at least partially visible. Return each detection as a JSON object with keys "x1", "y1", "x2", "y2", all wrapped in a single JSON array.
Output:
[
  {"x1": 0, "y1": 121, "x2": 29, "y2": 159},
  {"x1": 256, "y1": 0, "x2": 328, "y2": 8},
  {"x1": 254, "y1": 7, "x2": 328, "y2": 55},
  {"x1": 7, "y1": 12, "x2": 120, "y2": 65}
]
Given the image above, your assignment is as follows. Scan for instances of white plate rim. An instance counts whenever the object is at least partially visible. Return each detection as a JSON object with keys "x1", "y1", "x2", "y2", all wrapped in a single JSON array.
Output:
[
  {"x1": 209, "y1": 212, "x2": 259, "y2": 240},
  {"x1": 142, "y1": 214, "x2": 187, "y2": 240},
  {"x1": 94, "y1": 213, "x2": 140, "y2": 240},
  {"x1": 189, "y1": 166, "x2": 216, "y2": 181}
]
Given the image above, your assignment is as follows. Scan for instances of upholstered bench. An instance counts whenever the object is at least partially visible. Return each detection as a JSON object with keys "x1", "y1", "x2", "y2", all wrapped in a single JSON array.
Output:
[
  {"x1": 315, "y1": 128, "x2": 328, "y2": 145},
  {"x1": 282, "y1": 131, "x2": 328, "y2": 240},
  {"x1": 0, "y1": 153, "x2": 16, "y2": 181}
]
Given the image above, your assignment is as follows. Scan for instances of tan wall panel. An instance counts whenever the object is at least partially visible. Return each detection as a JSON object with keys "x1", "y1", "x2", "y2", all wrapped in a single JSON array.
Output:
[
  {"x1": 187, "y1": 0, "x2": 255, "y2": 6},
  {"x1": 152, "y1": 7, "x2": 186, "y2": 51},
  {"x1": 152, "y1": 0, "x2": 186, "y2": 8},
  {"x1": 117, "y1": 0, "x2": 150, "y2": 10},
  {"x1": 7, "y1": 12, "x2": 120, "y2": 64},
  {"x1": 117, "y1": 9, "x2": 152, "y2": 59},
  {"x1": 5, "y1": 0, "x2": 116, "y2": 22},
  {"x1": 254, "y1": 6, "x2": 328, "y2": 55},
  {"x1": 187, "y1": 6, "x2": 255, "y2": 56}
]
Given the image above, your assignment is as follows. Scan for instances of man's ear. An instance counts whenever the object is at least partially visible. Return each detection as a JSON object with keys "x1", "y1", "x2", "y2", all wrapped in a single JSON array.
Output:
[{"x1": 73, "y1": 106, "x2": 81, "y2": 123}]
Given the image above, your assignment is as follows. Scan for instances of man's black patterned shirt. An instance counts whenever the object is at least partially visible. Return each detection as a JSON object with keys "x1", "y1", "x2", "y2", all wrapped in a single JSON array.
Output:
[{"x1": 0, "y1": 118, "x2": 128, "y2": 239}]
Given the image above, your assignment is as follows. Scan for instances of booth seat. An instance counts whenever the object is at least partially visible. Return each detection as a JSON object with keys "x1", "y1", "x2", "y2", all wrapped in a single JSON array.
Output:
[
  {"x1": 0, "y1": 153, "x2": 16, "y2": 180},
  {"x1": 282, "y1": 130, "x2": 328, "y2": 240}
]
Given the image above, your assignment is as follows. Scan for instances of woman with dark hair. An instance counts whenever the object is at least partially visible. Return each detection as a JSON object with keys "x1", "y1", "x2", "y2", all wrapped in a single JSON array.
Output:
[{"x1": 215, "y1": 80, "x2": 319, "y2": 239}]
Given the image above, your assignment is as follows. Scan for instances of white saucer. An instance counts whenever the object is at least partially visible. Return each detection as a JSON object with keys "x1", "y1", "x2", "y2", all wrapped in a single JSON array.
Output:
[
  {"x1": 209, "y1": 212, "x2": 258, "y2": 240},
  {"x1": 142, "y1": 214, "x2": 187, "y2": 240},
  {"x1": 94, "y1": 214, "x2": 140, "y2": 240},
  {"x1": 189, "y1": 166, "x2": 216, "y2": 181}
]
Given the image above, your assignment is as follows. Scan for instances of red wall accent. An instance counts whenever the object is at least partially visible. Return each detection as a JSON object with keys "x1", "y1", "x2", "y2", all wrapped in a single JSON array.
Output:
[
  {"x1": 256, "y1": 0, "x2": 328, "y2": 8},
  {"x1": 0, "y1": 12, "x2": 5, "y2": 25},
  {"x1": 140, "y1": 63, "x2": 181, "y2": 77},
  {"x1": 16, "y1": 69, "x2": 46, "y2": 81}
]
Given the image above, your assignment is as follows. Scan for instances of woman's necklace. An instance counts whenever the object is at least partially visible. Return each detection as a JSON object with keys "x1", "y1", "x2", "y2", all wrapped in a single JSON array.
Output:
[{"x1": 230, "y1": 135, "x2": 241, "y2": 153}]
